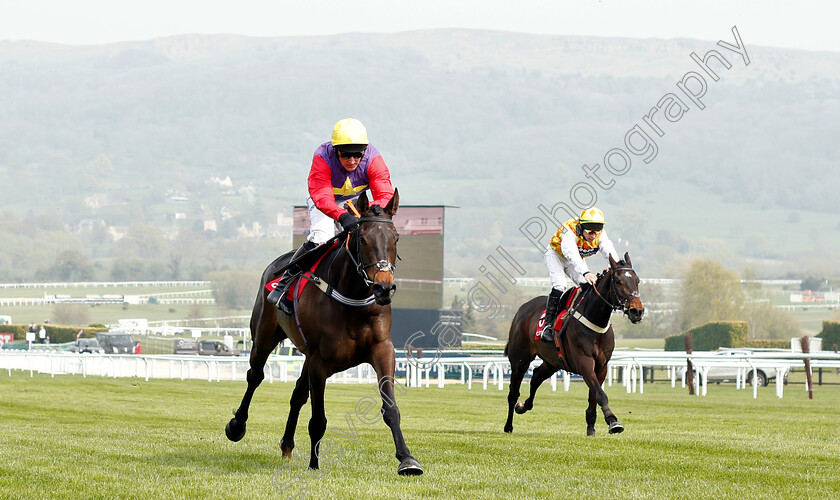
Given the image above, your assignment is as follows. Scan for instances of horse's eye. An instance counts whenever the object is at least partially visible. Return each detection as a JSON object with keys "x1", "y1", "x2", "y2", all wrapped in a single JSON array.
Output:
[
  {"x1": 360, "y1": 237, "x2": 367, "y2": 246},
  {"x1": 395, "y1": 236, "x2": 400, "y2": 243}
]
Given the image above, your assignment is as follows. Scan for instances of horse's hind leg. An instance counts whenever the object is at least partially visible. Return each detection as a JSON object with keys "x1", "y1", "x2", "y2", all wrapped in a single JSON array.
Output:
[
  {"x1": 585, "y1": 388, "x2": 598, "y2": 436},
  {"x1": 225, "y1": 303, "x2": 283, "y2": 442},
  {"x1": 516, "y1": 362, "x2": 559, "y2": 415},
  {"x1": 504, "y1": 357, "x2": 531, "y2": 433},
  {"x1": 305, "y1": 357, "x2": 330, "y2": 471},
  {"x1": 280, "y1": 359, "x2": 310, "y2": 458}
]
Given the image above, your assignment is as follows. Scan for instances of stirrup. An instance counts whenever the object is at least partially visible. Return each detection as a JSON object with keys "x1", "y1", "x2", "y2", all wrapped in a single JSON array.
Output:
[
  {"x1": 276, "y1": 297, "x2": 293, "y2": 315},
  {"x1": 540, "y1": 326, "x2": 554, "y2": 342},
  {"x1": 268, "y1": 288, "x2": 293, "y2": 314},
  {"x1": 268, "y1": 279, "x2": 294, "y2": 314}
]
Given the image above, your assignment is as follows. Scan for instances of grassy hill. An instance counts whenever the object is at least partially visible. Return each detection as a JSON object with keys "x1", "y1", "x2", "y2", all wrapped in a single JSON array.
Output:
[{"x1": 1, "y1": 30, "x2": 839, "y2": 283}]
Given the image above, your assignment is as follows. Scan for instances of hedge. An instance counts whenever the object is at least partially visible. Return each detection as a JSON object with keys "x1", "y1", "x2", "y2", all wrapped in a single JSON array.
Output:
[
  {"x1": 1, "y1": 324, "x2": 107, "y2": 343},
  {"x1": 817, "y1": 321, "x2": 840, "y2": 351},
  {"x1": 0, "y1": 324, "x2": 27, "y2": 339},
  {"x1": 743, "y1": 339, "x2": 789, "y2": 349},
  {"x1": 665, "y1": 321, "x2": 749, "y2": 351}
]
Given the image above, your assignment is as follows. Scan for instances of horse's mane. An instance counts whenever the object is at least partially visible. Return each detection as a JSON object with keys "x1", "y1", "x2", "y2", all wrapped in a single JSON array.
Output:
[
  {"x1": 596, "y1": 260, "x2": 629, "y2": 281},
  {"x1": 367, "y1": 205, "x2": 383, "y2": 217}
]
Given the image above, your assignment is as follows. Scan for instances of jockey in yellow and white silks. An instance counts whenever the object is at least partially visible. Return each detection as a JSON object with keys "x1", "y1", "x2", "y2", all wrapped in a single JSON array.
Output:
[{"x1": 540, "y1": 207, "x2": 620, "y2": 341}]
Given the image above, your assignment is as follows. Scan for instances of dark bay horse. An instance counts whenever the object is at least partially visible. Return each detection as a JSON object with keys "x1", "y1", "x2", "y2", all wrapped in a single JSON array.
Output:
[
  {"x1": 504, "y1": 252, "x2": 644, "y2": 436},
  {"x1": 225, "y1": 189, "x2": 423, "y2": 476}
]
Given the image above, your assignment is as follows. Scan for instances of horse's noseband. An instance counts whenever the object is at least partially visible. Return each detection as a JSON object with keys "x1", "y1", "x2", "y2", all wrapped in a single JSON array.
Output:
[
  {"x1": 347, "y1": 217, "x2": 398, "y2": 286},
  {"x1": 370, "y1": 259, "x2": 396, "y2": 274},
  {"x1": 596, "y1": 267, "x2": 640, "y2": 315}
]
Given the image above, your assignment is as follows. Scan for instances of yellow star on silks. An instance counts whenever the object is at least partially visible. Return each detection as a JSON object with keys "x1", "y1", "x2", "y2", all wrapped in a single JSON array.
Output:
[{"x1": 333, "y1": 177, "x2": 368, "y2": 197}]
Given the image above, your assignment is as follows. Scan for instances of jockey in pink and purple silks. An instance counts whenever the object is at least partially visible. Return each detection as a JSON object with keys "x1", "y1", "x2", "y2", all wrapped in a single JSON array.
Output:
[{"x1": 268, "y1": 118, "x2": 394, "y2": 314}]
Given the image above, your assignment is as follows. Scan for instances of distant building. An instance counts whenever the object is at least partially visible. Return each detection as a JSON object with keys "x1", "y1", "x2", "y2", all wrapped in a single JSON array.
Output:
[
  {"x1": 108, "y1": 226, "x2": 126, "y2": 242},
  {"x1": 237, "y1": 221, "x2": 262, "y2": 239},
  {"x1": 83, "y1": 193, "x2": 108, "y2": 209},
  {"x1": 207, "y1": 175, "x2": 233, "y2": 188}
]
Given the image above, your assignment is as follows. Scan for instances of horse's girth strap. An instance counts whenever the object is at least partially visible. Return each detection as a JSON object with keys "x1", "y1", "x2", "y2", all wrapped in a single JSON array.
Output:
[
  {"x1": 570, "y1": 309, "x2": 611, "y2": 334},
  {"x1": 304, "y1": 273, "x2": 376, "y2": 307}
]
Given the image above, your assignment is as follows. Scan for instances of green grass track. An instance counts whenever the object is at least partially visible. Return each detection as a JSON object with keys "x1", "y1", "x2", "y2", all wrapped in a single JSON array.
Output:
[{"x1": 1, "y1": 372, "x2": 838, "y2": 499}]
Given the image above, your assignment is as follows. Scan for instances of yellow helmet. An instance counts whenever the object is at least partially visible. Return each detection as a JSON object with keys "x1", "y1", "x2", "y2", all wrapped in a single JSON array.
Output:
[
  {"x1": 579, "y1": 207, "x2": 605, "y2": 232},
  {"x1": 331, "y1": 118, "x2": 369, "y2": 153}
]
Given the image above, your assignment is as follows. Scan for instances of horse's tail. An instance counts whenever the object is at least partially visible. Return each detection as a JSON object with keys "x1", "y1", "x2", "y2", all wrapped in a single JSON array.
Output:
[{"x1": 503, "y1": 340, "x2": 510, "y2": 357}]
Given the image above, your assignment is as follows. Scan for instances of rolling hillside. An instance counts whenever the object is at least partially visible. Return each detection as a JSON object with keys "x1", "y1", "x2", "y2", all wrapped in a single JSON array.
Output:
[{"x1": 1, "y1": 29, "x2": 839, "y2": 281}]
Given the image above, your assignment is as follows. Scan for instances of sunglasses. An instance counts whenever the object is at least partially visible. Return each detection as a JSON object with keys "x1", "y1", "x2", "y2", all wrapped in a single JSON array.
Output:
[{"x1": 337, "y1": 150, "x2": 364, "y2": 159}]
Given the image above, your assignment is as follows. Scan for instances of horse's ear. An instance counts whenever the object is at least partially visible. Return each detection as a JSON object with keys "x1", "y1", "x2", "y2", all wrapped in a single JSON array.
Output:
[
  {"x1": 609, "y1": 254, "x2": 618, "y2": 268},
  {"x1": 385, "y1": 188, "x2": 399, "y2": 216},
  {"x1": 624, "y1": 252, "x2": 632, "y2": 268},
  {"x1": 348, "y1": 192, "x2": 369, "y2": 215}
]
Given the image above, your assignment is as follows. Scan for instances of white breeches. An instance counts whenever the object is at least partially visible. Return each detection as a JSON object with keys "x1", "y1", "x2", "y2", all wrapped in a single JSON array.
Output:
[
  {"x1": 543, "y1": 246, "x2": 586, "y2": 291},
  {"x1": 306, "y1": 195, "x2": 362, "y2": 244},
  {"x1": 306, "y1": 197, "x2": 337, "y2": 244}
]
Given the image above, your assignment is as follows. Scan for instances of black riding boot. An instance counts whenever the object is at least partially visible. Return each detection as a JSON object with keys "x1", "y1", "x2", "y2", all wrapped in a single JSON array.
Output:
[
  {"x1": 268, "y1": 240, "x2": 316, "y2": 314},
  {"x1": 539, "y1": 288, "x2": 564, "y2": 342}
]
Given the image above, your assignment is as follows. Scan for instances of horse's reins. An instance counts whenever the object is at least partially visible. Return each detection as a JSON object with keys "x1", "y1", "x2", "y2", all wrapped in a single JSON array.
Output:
[
  {"x1": 568, "y1": 266, "x2": 639, "y2": 334},
  {"x1": 590, "y1": 267, "x2": 639, "y2": 315}
]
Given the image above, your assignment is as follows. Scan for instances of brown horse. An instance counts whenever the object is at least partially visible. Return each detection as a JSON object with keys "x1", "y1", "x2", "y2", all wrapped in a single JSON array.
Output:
[
  {"x1": 504, "y1": 252, "x2": 644, "y2": 436},
  {"x1": 225, "y1": 189, "x2": 423, "y2": 476}
]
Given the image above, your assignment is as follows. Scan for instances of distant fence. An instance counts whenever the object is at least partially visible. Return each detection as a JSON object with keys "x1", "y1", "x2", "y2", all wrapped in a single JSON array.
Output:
[
  {"x1": 0, "y1": 281, "x2": 210, "y2": 289},
  {"x1": 3, "y1": 349, "x2": 839, "y2": 399},
  {"x1": 0, "y1": 281, "x2": 216, "y2": 307}
]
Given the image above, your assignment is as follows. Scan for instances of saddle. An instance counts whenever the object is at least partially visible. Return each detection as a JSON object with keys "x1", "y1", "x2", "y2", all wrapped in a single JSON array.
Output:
[
  {"x1": 264, "y1": 241, "x2": 339, "y2": 306},
  {"x1": 535, "y1": 286, "x2": 583, "y2": 366}
]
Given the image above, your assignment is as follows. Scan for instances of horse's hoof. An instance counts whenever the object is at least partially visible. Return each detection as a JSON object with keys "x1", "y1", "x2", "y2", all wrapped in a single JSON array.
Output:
[
  {"x1": 398, "y1": 457, "x2": 424, "y2": 476},
  {"x1": 225, "y1": 419, "x2": 246, "y2": 442},
  {"x1": 514, "y1": 402, "x2": 527, "y2": 415},
  {"x1": 504, "y1": 425, "x2": 513, "y2": 433},
  {"x1": 586, "y1": 428, "x2": 596, "y2": 437},
  {"x1": 608, "y1": 421, "x2": 624, "y2": 434},
  {"x1": 280, "y1": 440, "x2": 294, "y2": 459}
]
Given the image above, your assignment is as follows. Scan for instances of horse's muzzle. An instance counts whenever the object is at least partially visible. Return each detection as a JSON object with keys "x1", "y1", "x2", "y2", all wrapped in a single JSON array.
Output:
[
  {"x1": 628, "y1": 308, "x2": 644, "y2": 323},
  {"x1": 372, "y1": 272, "x2": 396, "y2": 305},
  {"x1": 626, "y1": 300, "x2": 645, "y2": 323}
]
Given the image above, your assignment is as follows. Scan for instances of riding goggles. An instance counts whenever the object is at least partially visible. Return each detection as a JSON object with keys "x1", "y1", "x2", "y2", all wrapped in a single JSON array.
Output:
[{"x1": 581, "y1": 223, "x2": 604, "y2": 233}]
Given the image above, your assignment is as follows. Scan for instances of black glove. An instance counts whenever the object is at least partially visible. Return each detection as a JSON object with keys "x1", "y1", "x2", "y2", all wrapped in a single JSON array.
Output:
[{"x1": 338, "y1": 212, "x2": 359, "y2": 232}]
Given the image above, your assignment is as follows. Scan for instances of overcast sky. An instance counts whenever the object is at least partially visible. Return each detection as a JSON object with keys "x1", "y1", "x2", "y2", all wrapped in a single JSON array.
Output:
[{"x1": 1, "y1": 0, "x2": 834, "y2": 52}]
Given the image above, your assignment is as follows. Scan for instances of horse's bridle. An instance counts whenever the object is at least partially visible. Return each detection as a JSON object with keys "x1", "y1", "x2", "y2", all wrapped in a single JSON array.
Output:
[
  {"x1": 344, "y1": 217, "x2": 398, "y2": 287},
  {"x1": 591, "y1": 267, "x2": 640, "y2": 315}
]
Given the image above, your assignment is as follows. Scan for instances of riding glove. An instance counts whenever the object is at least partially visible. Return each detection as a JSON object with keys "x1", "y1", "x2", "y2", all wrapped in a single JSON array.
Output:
[{"x1": 338, "y1": 213, "x2": 359, "y2": 232}]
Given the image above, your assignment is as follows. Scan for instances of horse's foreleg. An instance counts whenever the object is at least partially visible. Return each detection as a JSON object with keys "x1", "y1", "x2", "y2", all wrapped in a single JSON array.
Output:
[
  {"x1": 504, "y1": 358, "x2": 530, "y2": 433},
  {"x1": 516, "y1": 362, "x2": 558, "y2": 415},
  {"x1": 579, "y1": 359, "x2": 622, "y2": 436},
  {"x1": 280, "y1": 360, "x2": 310, "y2": 458},
  {"x1": 597, "y1": 364, "x2": 623, "y2": 434},
  {"x1": 370, "y1": 344, "x2": 423, "y2": 476},
  {"x1": 226, "y1": 320, "x2": 280, "y2": 442}
]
